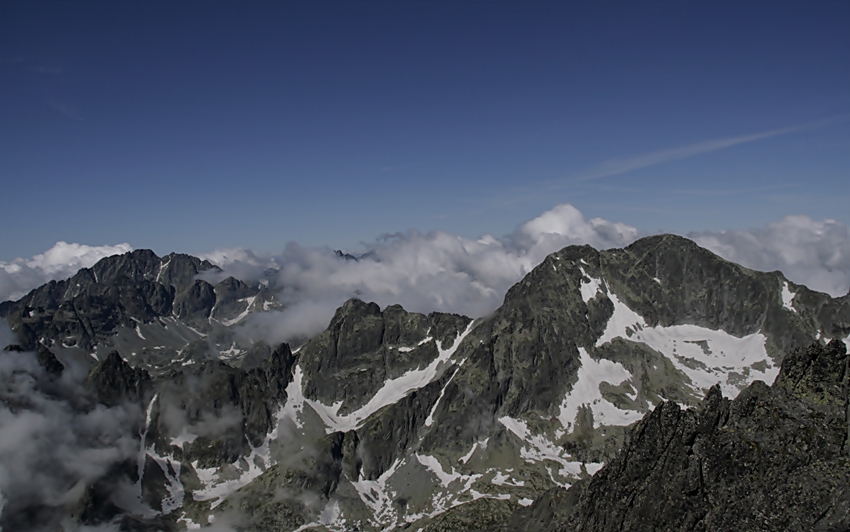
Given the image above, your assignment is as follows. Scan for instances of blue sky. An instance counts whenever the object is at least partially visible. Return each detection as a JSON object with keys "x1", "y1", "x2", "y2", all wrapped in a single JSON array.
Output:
[{"x1": 1, "y1": 1, "x2": 848, "y2": 260}]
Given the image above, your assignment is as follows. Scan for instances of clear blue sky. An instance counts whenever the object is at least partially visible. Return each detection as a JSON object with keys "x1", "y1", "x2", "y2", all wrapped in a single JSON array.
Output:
[{"x1": 2, "y1": 1, "x2": 848, "y2": 260}]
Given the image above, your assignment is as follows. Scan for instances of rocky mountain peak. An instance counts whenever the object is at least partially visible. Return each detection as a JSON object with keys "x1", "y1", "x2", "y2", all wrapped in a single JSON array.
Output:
[{"x1": 87, "y1": 351, "x2": 151, "y2": 407}]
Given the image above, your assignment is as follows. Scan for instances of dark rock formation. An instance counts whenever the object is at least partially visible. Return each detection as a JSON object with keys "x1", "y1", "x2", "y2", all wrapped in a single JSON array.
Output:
[
  {"x1": 148, "y1": 343, "x2": 297, "y2": 467},
  {"x1": 547, "y1": 339, "x2": 849, "y2": 532},
  {"x1": 87, "y1": 351, "x2": 152, "y2": 408},
  {"x1": 298, "y1": 298, "x2": 471, "y2": 413},
  {"x1": 0, "y1": 249, "x2": 220, "y2": 351}
]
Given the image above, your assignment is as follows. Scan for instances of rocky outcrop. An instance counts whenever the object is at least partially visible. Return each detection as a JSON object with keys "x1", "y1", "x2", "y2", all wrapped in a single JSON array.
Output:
[
  {"x1": 147, "y1": 343, "x2": 297, "y2": 467},
  {"x1": 87, "y1": 351, "x2": 152, "y2": 408},
  {"x1": 546, "y1": 339, "x2": 849, "y2": 531},
  {"x1": 298, "y1": 299, "x2": 471, "y2": 413},
  {"x1": 421, "y1": 234, "x2": 848, "y2": 458}
]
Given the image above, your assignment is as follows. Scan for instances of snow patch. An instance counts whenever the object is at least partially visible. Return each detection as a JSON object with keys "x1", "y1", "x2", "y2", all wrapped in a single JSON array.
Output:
[
  {"x1": 424, "y1": 365, "x2": 462, "y2": 428},
  {"x1": 491, "y1": 469, "x2": 524, "y2": 487},
  {"x1": 585, "y1": 462, "x2": 605, "y2": 475},
  {"x1": 595, "y1": 291, "x2": 646, "y2": 347},
  {"x1": 192, "y1": 398, "x2": 289, "y2": 509},
  {"x1": 578, "y1": 268, "x2": 602, "y2": 303},
  {"x1": 498, "y1": 416, "x2": 582, "y2": 486},
  {"x1": 557, "y1": 348, "x2": 639, "y2": 431},
  {"x1": 217, "y1": 343, "x2": 242, "y2": 359},
  {"x1": 595, "y1": 291, "x2": 777, "y2": 398},
  {"x1": 782, "y1": 282, "x2": 797, "y2": 313},
  {"x1": 177, "y1": 514, "x2": 202, "y2": 529},
  {"x1": 407, "y1": 454, "x2": 486, "y2": 522},
  {"x1": 146, "y1": 446, "x2": 184, "y2": 514},
  {"x1": 458, "y1": 438, "x2": 488, "y2": 465},
  {"x1": 281, "y1": 366, "x2": 307, "y2": 429},
  {"x1": 156, "y1": 259, "x2": 171, "y2": 283},
  {"x1": 221, "y1": 296, "x2": 257, "y2": 326},
  {"x1": 416, "y1": 454, "x2": 461, "y2": 488},
  {"x1": 632, "y1": 325, "x2": 775, "y2": 398},
  {"x1": 350, "y1": 458, "x2": 403, "y2": 526}
]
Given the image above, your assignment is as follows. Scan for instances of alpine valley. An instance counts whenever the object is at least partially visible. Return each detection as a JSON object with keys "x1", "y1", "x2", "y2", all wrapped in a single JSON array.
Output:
[{"x1": 1, "y1": 235, "x2": 848, "y2": 531}]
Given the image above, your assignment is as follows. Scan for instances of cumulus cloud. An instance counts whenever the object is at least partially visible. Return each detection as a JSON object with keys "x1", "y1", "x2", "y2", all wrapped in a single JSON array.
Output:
[
  {"x1": 690, "y1": 215, "x2": 850, "y2": 297},
  {"x1": 0, "y1": 242, "x2": 132, "y2": 302}
]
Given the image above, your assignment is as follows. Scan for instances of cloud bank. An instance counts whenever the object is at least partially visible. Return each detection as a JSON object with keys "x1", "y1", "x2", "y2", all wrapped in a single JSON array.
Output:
[
  {"x1": 2, "y1": 205, "x2": 848, "y2": 345},
  {"x1": 199, "y1": 204, "x2": 641, "y2": 344},
  {"x1": 0, "y1": 242, "x2": 132, "y2": 302}
]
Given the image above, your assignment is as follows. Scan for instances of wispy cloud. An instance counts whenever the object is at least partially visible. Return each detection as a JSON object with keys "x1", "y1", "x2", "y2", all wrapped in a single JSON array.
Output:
[{"x1": 577, "y1": 115, "x2": 848, "y2": 182}]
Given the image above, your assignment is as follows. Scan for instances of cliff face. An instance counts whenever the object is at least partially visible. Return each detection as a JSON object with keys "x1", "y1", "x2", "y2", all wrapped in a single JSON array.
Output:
[{"x1": 546, "y1": 339, "x2": 849, "y2": 532}]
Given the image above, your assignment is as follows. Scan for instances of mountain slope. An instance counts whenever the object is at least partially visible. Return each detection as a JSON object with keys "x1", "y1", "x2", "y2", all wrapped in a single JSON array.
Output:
[
  {"x1": 545, "y1": 338, "x2": 849, "y2": 531},
  {"x1": 2, "y1": 234, "x2": 849, "y2": 530}
]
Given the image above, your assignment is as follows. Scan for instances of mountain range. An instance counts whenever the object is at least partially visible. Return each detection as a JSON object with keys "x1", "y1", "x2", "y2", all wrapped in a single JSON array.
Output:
[{"x1": 0, "y1": 234, "x2": 848, "y2": 531}]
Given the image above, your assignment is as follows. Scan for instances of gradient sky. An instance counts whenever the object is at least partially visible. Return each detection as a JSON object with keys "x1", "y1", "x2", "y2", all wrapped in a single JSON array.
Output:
[{"x1": 2, "y1": 1, "x2": 848, "y2": 260}]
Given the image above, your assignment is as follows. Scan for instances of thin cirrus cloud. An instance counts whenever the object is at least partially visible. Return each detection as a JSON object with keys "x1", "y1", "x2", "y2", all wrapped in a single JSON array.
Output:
[
  {"x1": 576, "y1": 115, "x2": 847, "y2": 182},
  {"x1": 1, "y1": 204, "x2": 848, "y2": 344}
]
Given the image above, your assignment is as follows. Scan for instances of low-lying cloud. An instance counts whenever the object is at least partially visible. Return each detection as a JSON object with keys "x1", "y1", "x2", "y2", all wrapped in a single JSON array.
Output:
[
  {"x1": 0, "y1": 322, "x2": 140, "y2": 531},
  {"x1": 2, "y1": 205, "x2": 849, "y2": 345},
  {"x1": 206, "y1": 204, "x2": 642, "y2": 344}
]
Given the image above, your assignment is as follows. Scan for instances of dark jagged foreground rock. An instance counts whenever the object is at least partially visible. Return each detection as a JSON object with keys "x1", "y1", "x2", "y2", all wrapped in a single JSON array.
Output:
[{"x1": 532, "y1": 339, "x2": 850, "y2": 532}]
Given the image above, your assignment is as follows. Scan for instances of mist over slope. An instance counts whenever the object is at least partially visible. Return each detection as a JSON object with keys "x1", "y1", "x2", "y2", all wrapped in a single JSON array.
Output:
[{"x1": 3, "y1": 204, "x2": 849, "y2": 344}]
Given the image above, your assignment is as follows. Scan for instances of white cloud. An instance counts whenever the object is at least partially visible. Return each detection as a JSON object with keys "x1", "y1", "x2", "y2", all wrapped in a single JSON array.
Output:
[
  {"x1": 0, "y1": 242, "x2": 132, "y2": 302},
  {"x1": 0, "y1": 320, "x2": 142, "y2": 528},
  {"x1": 224, "y1": 205, "x2": 644, "y2": 343},
  {"x1": 579, "y1": 115, "x2": 844, "y2": 182}
]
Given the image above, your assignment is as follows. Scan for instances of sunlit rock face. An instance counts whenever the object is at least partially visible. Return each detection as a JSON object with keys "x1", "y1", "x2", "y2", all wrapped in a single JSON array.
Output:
[{"x1": 1, "y1": 235, "x2": 848, "y2": 531}]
